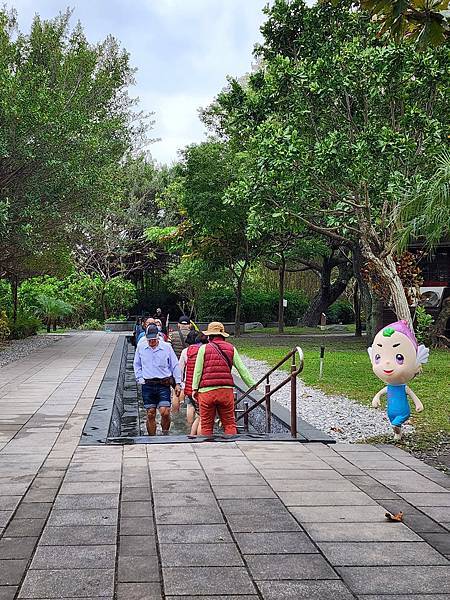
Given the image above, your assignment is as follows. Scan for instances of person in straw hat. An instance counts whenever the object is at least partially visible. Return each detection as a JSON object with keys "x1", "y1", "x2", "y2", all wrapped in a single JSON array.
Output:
[{"x1": 191, "y1": 321, "x2": 255, "y2": 435}]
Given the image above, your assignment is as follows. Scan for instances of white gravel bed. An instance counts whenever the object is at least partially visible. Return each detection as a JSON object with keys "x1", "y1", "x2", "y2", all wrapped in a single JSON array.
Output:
[
  {"x1": 241, "y1": 354, "x2": 413, "y2": 443},
  {"x1": 0, "y1": 335, "x2": 61, "y2": 368}
]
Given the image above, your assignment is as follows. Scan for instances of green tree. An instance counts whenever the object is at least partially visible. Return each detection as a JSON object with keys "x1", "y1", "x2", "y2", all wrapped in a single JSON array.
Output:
[
  {"x1": 359, "y1": 0, "x2": 449, "y2": 47},
  {"x1": 35, "y1": 294, "x2": 73, "y2": 332},
  {"x1": 203, "y1": 0, "x2": 448, "y2": 335},
  {"x1": 0, "y1": 9, "x2": 143, "y2": 309}
]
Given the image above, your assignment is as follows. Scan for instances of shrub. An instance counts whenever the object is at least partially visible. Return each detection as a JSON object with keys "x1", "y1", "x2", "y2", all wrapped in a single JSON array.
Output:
[
  {"x1": 0, "y1": 310, "x2": 10, "y2": 341},
  {"x1": 414, "y1": 305, "x2": 434, "y2": 345},
  {"x1": 197, "y1": 288, "x2": 309, "y2": 325},
  {"x1": 325, "y1": 299, "x2": 354, "y2": 324},
  {"x1": 8, "y1": 314, "x2": 41, "y2": 339},
  {"x1": 78, "y1": 319, "x2": 104, "y2": 331}
]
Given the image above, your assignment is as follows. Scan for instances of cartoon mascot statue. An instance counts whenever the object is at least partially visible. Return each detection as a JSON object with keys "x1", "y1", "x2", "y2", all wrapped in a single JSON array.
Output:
[{"x1": 368, "y1": 320, "x2": 429, "y2": 441}]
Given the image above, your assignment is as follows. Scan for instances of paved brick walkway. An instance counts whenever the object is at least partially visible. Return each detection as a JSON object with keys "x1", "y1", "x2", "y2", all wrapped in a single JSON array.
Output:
[{"x1": 0, "y1": 332, "x2": 449, "y2": 599}]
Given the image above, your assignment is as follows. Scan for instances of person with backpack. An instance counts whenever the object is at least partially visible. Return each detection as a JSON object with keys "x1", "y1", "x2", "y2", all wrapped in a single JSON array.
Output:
[
  {"x1": 191, "y1": 321, "x2": 256, "y2": 436},
  {"x1": 168, "y1": 315, "x2": 191, "y2": 358}
]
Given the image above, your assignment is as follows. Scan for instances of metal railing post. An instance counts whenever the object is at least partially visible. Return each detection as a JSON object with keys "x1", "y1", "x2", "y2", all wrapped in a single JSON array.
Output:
[
  {"x1": 265, "y1": 377, "x2": 271, "y2": 433},
  {"x1": 290, "y1": 354, "x2": 297, "y2": 438},
  {"x1": 244, "y1": 401, "x2": 249, "y2": 432}
]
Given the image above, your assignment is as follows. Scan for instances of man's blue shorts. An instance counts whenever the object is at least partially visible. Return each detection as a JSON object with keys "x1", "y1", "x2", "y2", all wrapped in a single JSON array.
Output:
[{"x1": 142, "y1": 382, "x2": 171, "y2": 410}]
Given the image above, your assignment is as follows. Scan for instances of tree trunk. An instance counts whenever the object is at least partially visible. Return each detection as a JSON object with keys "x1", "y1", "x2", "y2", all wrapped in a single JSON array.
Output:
[
  {"x1": 11, "y1": 276, "x2": 18, "y2": 324},
  {"x1": 234, "y1": 279, "x2": 243, "y2": 337},
  {"x1": 47, "y1": 319, "x2": 51, "y2": 333},
  {"x1": 233, "y1": 265, "x2": 247, "y2": 338},
  {"x1": 301, "y1": 257, "x2": 352, "y2": 327},
  {"x1": 370, "y1": 296, "x2": 384, "y2": 340},
  {"x1": 100, "y1": 289, "x2": 108, "y2": 321},
  {"x1": 363, "y1": 249, "x2": 413, "y2": 328},
  {"x1": 354, "y1": 281, "x2": 362, "y2": 337},
  {"x1": 278, "y1": 254, "x2": 286, "y2": 333},
  {"x1": 430, "y1": 297, "x2": 450, "y2": 347}
]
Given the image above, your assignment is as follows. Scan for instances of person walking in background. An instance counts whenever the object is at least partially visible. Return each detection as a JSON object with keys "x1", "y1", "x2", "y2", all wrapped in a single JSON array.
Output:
[
  {"x1": 153, "y1": 307, "x2": 167, "y2": 333},
  {"x1": 154, "y1": 319, "x2": 168, "y2": 342},
  {"x1": 134, "y1": 323, "x2": 182, "y2": 435},
  {"x1": 169, "y1": 315, "x2": 191, "y2": 358},
  {"x1": 192, "y1": 322, "x2": 255, "y2": 436},
  {"x1": 179, "y1": 332, "x2": 208, "y2": 431}
]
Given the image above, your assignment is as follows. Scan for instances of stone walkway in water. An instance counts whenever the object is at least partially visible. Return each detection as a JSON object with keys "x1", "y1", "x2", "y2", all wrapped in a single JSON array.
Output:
[{"x1": 0, "y1": 332, "x2": 449, "y2": 599}]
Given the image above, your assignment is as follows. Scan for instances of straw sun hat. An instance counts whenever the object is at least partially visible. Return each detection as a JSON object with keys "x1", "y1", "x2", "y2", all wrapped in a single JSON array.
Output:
[{"x1": 202, "y1": 321, "x2": 230, "y2": 337}]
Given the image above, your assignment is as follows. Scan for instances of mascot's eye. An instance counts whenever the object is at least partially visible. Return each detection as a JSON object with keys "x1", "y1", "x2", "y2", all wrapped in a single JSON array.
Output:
[
  {"x1": 395, "y1": 353, "x2": 404, "y2": 365},
  {"x1": 375, "y1": 354, "x2": 381, "y2": 364}
]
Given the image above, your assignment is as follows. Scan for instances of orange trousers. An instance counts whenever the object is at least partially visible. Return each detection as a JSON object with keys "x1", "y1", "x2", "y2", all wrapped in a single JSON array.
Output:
[{"x1": 197, "y1": 388, "x2": 237, "y2": 435}]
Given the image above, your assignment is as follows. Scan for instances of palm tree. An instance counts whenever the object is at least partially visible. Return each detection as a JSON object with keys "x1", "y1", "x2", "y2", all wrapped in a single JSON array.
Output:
[
  {"x1": 396, "y1": 150, "x2": 450, "y2": 251},
  {"x1": 36, "y1": 295, "x2": 73, "y2": 333}
]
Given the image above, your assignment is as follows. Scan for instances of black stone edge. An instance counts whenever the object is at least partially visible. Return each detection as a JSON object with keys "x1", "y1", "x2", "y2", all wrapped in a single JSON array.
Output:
[
  {"x1": 233, "y1": 375, "x2": 335, "y2": 444},
  {"x1": 79, "y1": 334, "x2": 127, "y2": 445}
]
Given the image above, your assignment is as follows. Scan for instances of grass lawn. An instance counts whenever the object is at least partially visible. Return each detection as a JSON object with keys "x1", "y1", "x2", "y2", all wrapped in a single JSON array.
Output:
[{"x1": 234, "y1": 335, "x2": 449, "y2": 452}]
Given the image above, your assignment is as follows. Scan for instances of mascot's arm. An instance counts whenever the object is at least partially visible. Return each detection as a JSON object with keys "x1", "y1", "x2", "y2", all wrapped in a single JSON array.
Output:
[
  {"x1": 372, "y1": 387, "x2": 387, "y2": 408},
  {"x1": 406, "y1": 386, "x2": 424, "y2": 412}
]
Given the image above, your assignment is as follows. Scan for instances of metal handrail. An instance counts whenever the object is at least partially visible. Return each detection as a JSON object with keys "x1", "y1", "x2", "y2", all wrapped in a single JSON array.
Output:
[{"x1": 235, "y1": 346, "x2": 304, "y2": 437}]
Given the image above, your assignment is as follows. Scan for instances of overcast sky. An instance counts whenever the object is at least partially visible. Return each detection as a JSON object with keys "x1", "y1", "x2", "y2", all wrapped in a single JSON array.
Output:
[{"x1": 8, "y1": 0, "x2": 269, "y2": 165}]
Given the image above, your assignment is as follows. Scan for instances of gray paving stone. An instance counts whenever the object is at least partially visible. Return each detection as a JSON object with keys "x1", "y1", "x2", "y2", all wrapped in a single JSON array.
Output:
[
  {"x1": 166, "y1": 597, "x2": 258, "y2": 600},
  {"x1": 120, "y1": 516, "x2": 154, "y2": 535},
  {"x1": 246, "y1": 553, "x2": 338, "y2": 580},
  {"x1": 5, "y1": 518, "x2": 46, "y2": 537},
  {"x1": 269, "y1": 478, "x2": 357, "y2": 492},
  {"x1": 402, "y1": 514, "x2": 446, "y2": 533},
  {"x1": 212, "y1": 486, "x2": 277, "y2": 499},
  {"x1": 226, "y1": 512, "x2": 301, "y2": 533},
  {"x1": 151, "y1": 469, "x2": 207, "y2": 481},
  {"x1": 153, "y1": 493, "x2": 217, "y2": 507},
  {"x1": 0, "y1": 496, "x2": 22, "y2": 510},
  {"x1": 119, "y1": 535, "x2": 157, "y2": 556},
  {"x1": 259, "y1": 469, "x2": 337, "y2": 480},
  {"x1": 157, "y1": 524, "x2": 232, "y2": 544},
  {"x1": 358, "y1": 593, "x2": 450, "y2": 600},
  {"x1": 154, "y1": 505, "x2": 224, "y2": 525},
  {"x1": 150, "y1": 480, "x2": 211, "y2": 493},
  {"x1": 421, "y1": 532, "x2": 450, "y2": 554},
  {"x1": 160, "y1": 543, "x2": 243, "y2": 567},
  {"x1": 0, "y1": 586, "x2": 17, "y2": 600},
  {"x1": 399, "y1": 492, "x2": 450, "y2": 506},
  {"x1": 39, "y1": 525, "x2": 117, "y2": 545},
  {"x1": 31, "y1": 544, "x2": 115, "y2": 569},
  {"x1": 366, "y1": 470, "x2": 448, "y2": 493},
  {"x1": 18, "y1": 568, "x2": 115, "y2": 598},
  {"x1": 163, "y1": 566, "x2": 256, "y2": 596},
  {"x1": 218, "y1": 498, "x2": 285, "y2": 515},
  {"x1": 121, "y1": 487, "x2": 151, "y2": 501},
  {"x1": 420, "y1": 506, "x2": 450, "y2": 522},
  {"x1": 235, "y1": 531, "x2": 317, "y2": 554},
  {"x1": 279, "y1": 490, "x2": 377, "y2": 506},
  {"x1": 118, "y1": 556, "x2": 160, "y2": 582},
  {"x1": 346, "y1": 475, "x2": 400, "y2": 499},
  {"x1": 47, "y1": 508, "x2": 117, "y2": 526},
  {"x1": 53, "y1": 493, "x2": 119, "y2": 509},
  {"x1": 289, "y1": 505, "x2": 387, "y2": 523},
  {"x1": 0, "y1": 536, "x2": 37, "y2": 559},
  {"x1": 14, "y1": 503, "x2": 52, "y2": 519},
  {"x1": 59, "y1": 481, "x2": 120, "y2": 494},
  {"x1": 303, "y1": 522, "x2": 422, "y2": 542},
  {"x1": 121, "y1": 501, "x2": 153, "y2": 517},
  {"x1": 337, "y1": 565, "x2": 450, "y2": 595},
  {"x1": 116, "y1": 582, "x2": 162, "y2": 599},
  {"x1": 257, "y1": 580, "x2": 355, "y2": 599},
  {"x1": 205, "y1": 474, "x2": 266, "y2": 486},
  {"x1": 22, "y1": 488, "x2": 58, "y2": 503},
  {"x1": 0, "y1": 559, "x2": 28, "y2": 585},
  {"x1": 31, "y1": 477, "x2": 62, "y2": 489},
  {"x1": 318, "y1": 541, "x2": 449, "y2": 566}
]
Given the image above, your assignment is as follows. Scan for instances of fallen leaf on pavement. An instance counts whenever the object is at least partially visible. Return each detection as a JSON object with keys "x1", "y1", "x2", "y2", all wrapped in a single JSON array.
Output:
[{"x1": 385, "y1": 511, "x2": 403, "y2": 522}]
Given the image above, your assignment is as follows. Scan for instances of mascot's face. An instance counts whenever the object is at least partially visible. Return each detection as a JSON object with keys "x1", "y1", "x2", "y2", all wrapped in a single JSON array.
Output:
[{"x1": 371, "y1": 328, "x2": 418, "y2": 385}]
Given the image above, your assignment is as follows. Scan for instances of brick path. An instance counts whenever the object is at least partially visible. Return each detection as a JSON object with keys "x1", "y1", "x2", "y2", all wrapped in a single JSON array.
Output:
[{"x1": 0, "y1": 332, "x2": 449, "y2": 599}]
